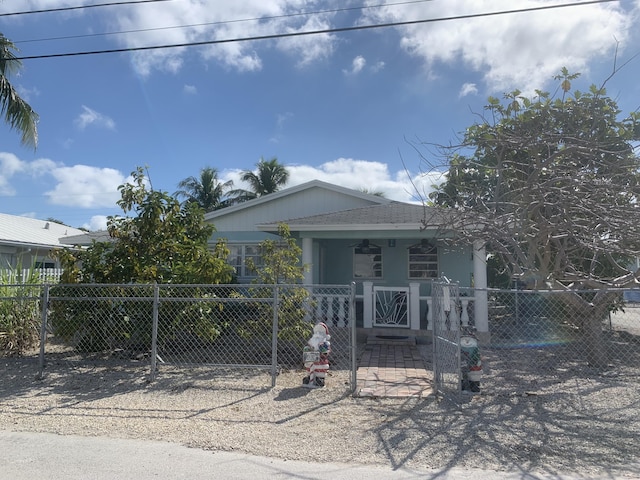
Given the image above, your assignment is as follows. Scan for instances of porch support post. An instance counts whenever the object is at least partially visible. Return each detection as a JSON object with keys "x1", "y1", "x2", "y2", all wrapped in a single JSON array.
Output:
[
  {"x1": 409, "y1": 283, "x2": 421, "y2": 330},
  {"x1": 473, "y1": 240, "x2": 490, "y2": 343},
  {"x1": 302, "y1": 237, "x2": 313, "y2": 285},
  {"x1": 363, "y1": 281, "x2": 374, "y2": 328}
]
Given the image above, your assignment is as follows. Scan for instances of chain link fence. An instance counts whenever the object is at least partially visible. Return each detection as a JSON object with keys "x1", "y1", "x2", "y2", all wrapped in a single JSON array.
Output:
[
  {"x1": 462, "y1": 287, "x2": 640, "y2": 398},
  {"x1": 431, "y1": 281, "x2": 461, "y2": 402},
  {"x1": 2, "y1": 283, "x2": 355, "y2": 388},
  {"x1": 0, "y1": 283, "x2": 43, "y2": 356}
]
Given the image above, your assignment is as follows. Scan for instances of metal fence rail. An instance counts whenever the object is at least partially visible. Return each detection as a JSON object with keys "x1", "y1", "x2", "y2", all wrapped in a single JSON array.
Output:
[
  {"x1": 432, "y1": 281, "x2": 461, "y2": 402},
  {"x1": 466, "y1": 287, "x2": 640, "y2": 397},
  {"x1": 4, "y1": 283, "x2": 356, "y2": 388}
]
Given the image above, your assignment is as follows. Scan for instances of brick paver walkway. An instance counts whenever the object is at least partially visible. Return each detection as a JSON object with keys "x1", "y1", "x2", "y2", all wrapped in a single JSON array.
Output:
[{"x1": 355, "y1": 343, "x2": 432, "y2": 397}]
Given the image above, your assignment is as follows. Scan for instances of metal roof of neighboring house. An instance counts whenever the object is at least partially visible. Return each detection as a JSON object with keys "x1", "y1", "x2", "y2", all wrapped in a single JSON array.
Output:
[
  {"x1": 63, "y1": 230, "x2": 111, "y2": 246},
  {"x1": 0, "y1": 213, "x2": 87, "y2": 249},
  {"x1": 257, "y1": 201, "x2": 455, "y2": 232}
]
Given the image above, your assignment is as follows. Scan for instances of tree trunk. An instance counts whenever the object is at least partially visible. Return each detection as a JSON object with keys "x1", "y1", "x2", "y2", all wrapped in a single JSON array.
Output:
[
  {"x1": 560, "y1": 291, "x2": 610, "y2": 369},
  {"x1": 582, "y1": 308, "x2": 609, "y2": 369}
]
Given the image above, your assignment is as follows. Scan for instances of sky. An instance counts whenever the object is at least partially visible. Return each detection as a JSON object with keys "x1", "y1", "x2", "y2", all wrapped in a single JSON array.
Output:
[{"x1": 1, "y1": 0, "x2": 639, "y2": 231}]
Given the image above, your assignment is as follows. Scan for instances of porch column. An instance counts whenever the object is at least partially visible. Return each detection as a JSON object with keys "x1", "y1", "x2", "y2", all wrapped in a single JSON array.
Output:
[
  {"x1": 473, "y1": 240, "x2": 490, "y2": 343},
  {"x1": 363, "y1": 281, "x2": 373, "y2": 328},
  {"x1": 409, "y1": 283, "x2": 421, "y2": 330},
  {"x1": 302, "y1": 237, "x2": 313, "y2": 285}
]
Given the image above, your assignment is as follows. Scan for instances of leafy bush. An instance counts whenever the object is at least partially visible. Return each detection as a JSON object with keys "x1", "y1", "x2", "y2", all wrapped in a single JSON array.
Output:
[{"x1": 0, "y1": 268, "x2": 42, "y2": 356}]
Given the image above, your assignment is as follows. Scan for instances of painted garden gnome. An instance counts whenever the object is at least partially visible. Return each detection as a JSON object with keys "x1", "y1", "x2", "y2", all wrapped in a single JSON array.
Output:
[{"x1": 302, "y1": 322, "x2": 331, "y2": 388}]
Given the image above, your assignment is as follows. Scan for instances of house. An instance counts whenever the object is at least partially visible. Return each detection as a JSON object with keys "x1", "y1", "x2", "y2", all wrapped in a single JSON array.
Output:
[
  {"x1": 0, "y1": 213, "x2": 86, "y2": 277},
  {"x1": 205, "y1": 180, "x2": 489, "y2": 337}
]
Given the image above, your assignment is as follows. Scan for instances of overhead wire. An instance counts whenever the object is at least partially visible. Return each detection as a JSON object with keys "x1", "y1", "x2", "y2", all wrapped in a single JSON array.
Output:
[
  {"x1": 0, "y1": 0, "x2": 174, "y2": 17},
  {"x1": 12, "y1": 0, "x2": 620, "y2": 61},
  {"x1": 14, "y1": 0, "x2": 435, "y2": 45}
]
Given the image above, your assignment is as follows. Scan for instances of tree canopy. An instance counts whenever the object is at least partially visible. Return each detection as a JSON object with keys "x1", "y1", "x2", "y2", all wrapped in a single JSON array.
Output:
[
  {"x1": 59, "y1": 167, "x2": 234, "y2": 284},
  {"x1": 428, "y1": 69, "x2": 640, "y2": 290},
  {"x1": 174, "y1": 166, "x2": 234, "y2": 212},
  {"x1": 229, "y1": 157, "x2": 289, "y2": 203},
  {"x1": 426, "y1": 69, "x2": 640, "y2": 366},
  {"x1": 0, "y1": 33, "x2": 39, "y2": 148}
]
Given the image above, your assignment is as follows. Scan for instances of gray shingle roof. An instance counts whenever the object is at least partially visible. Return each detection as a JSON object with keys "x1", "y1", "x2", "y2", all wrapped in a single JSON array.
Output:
[{"x1": 257, "y1": 202, "x2": 454, "y2": 231}]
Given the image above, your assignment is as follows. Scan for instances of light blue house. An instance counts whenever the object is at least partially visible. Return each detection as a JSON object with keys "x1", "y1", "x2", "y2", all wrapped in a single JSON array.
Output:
[{"x1": 205, "y1": 180, "x2": 489, "y2": 337}]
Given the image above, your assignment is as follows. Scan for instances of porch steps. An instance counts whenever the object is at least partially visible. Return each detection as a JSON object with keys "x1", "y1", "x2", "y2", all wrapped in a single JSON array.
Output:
[{"x1": 366, "y1": 334, "x2": 416, "y2": 346}]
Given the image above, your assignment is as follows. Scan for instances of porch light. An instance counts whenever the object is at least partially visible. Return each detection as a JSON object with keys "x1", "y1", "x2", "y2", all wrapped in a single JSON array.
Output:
[
  {"x1": 409, "y1": 239, "x2": 435, "y2": 254},
  {"x1": 351, "y1": 239, "x2": 379, "y2": 254}
]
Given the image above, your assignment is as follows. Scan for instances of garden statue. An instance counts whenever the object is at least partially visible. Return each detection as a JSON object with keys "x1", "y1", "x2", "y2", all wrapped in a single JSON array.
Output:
[{"x1": 302, "y1": 322, "x2": 331, "y2": 388}]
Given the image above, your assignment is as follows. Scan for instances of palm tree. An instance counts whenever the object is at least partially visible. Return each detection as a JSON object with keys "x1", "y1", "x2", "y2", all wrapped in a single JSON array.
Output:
[
  {"x1": 0, "y1": 34, "x2": 39, "y2": 148},
  {"x1": 174, "y1": 166, "x2": 233, "y2": 212},
  {"x1": 230, "y1": 157, "x2": 289, "y2": 203}
]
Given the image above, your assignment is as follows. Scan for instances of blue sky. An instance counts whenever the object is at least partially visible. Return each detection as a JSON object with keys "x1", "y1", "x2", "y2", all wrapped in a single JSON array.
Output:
[{"x1": 1, "y1": 0, "x2": 639, "y2": 231}]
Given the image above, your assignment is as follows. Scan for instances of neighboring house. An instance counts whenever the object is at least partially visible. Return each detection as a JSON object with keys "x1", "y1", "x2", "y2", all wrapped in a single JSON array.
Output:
[
  {"x1": 205, "y1": 180, "x2": 489, "y2": 336},
  {"x1": 0, "y1": 213, "x2": 86, "y2": 277}
]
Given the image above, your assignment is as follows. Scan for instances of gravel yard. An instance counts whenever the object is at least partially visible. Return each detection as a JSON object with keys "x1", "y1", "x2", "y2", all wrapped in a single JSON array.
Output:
[{"x1": 1, "y1": 354, "x2": 639, "y2": 479}]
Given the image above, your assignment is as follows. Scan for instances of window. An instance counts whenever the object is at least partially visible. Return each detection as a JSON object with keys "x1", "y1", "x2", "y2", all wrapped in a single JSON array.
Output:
[
  {"x1": 354, "y1": 243, "x2": 382, "y2": 278},
  {"x1": 228, "y1": 244, "x2": 262, "y2": 279},
  {"x1": 35, "y1": 261, "x2": 55, "y2": 269},
  {"x1": 408, "y1": 241, "x2": 438, "y2": 279}
]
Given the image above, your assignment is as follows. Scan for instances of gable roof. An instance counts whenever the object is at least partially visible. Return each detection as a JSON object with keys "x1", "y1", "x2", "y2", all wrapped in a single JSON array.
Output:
[
  {"x1": 256, "y1": 202, "x2": 454, "y2": 232},
  {"x1": 204, "y1": 179, "x2": 390, "y2": 221},
  {"x1": 0, "y1": 213, "x2": 86, "y2": 249}
]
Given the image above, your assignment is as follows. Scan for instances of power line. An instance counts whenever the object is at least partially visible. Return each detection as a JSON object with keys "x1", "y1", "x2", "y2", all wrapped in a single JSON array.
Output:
[
  {"x1": 14, "y1": 0, "x2": 619, "y2": 61},
  {"x1": 15, "y1": 0, "x2": 434, "y2": 44},
  {"x1": 0, "y1": 0, "x2": 173, "y2": 17}
]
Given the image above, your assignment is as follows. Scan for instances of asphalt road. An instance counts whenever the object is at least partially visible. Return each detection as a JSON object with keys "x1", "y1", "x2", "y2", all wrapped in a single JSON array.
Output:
[{"x1": 0, "y1": 430, "x2": 623, "y2": 480}]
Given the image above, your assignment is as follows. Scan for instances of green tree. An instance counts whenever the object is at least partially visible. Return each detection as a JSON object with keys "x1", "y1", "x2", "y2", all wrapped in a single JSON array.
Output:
[
  {"x1": 174, "y1": 166, "x2": 234, "y2": 212},
  {"x1": 52, "y1": 167, "x2": 234, "y2": 351},
  {"x1": 74, "y1": 167, "x2": 234, "y2": 284},
  {"x1": 0, "y1": 34, "x2": 39, "y2": 148},
  {"x1": 230, "y1": 157, "x2": 289, "y2": 203},
  {"x1": 427, "y1": 69, "x2": 640, "y2": 366},
  {"x1": 240, "y1": 224, "x2": 312, "y2": 363}
]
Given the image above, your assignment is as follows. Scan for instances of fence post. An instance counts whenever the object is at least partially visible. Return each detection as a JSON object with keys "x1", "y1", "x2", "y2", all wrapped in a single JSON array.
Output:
[
  {"x1": 37, "y1": 284, "x2": 50, "y2": 379},
  {"x1": 270, "y1": 284, "x2": 279, "y2": 387},
  {"x1": 350, "y1": 282, "x2": 357, "y2": 395},
  {"x1": 150, "y1": 283, "x2": 159, "y2": 381}
]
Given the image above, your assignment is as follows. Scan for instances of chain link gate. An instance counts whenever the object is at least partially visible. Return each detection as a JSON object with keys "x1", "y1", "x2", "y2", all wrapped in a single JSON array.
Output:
[{"x1": 432, "y1": 279, "x2": 462, "y2": 403}]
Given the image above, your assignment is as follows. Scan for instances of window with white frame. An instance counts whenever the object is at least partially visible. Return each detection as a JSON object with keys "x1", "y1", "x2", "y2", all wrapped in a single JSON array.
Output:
[
  {"x1": 408, "y1": 241, "x2": 438, "y2": 279},
  {"x1": 228, "y1": 244, "x2": 262, "y2": 279},
  {"x1": 353, "y1": 241, "x2": 382, "y2": 278}
]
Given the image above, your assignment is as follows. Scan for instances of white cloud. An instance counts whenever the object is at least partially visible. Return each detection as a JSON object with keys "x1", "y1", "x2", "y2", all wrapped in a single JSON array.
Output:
[
  {"x1": 100, "y1": 1, "x2": 340, "y2": 75},
  {"x1": 45, "y1": 165, "x2": 127, "y2": 208},
  {"x1": 270, "y1": 112, "x2": 294, "y2": 143},
  {"x1": 183, "y1": 84, "x2": 197, "y2": 95},
  {"x1": 223, "y1": 158, "x2": 443, "y2": 203},
  {"x1": 371, "y1": 61, "x2": 385, "y2": 73},
  {"x1": 276, "y1": 14, "x2": 337, "y2": 68},
  {"x1": 459, "y1": 82, "x2": 478, "y2": 98},
  {"x1": 75, "y1": 105, "x2": 116, "y2": 131},
  {"x1": 0, "y1": 152, "x2": 25, "y2": 195},
  {"x1": 344, "y1": 55, "x2": 366, "y2": 76},
  {"x1": 0, "y1": 154, "x2": 125, "y2": 210},
  {"x1": 16, "y1": 85, "x2": 40, "y2": 103},
  {"x1": 362, "y1": 0, "x2": 638, "y2": 93},
  {"x1": 83, "y1": 215, "x2": 109, "y2": 231}
]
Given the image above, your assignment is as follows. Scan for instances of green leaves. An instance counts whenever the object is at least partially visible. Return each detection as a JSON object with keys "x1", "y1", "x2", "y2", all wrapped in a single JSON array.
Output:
[{"x1": 60, "y1": 167, "x2": 234, "y2": 285}]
